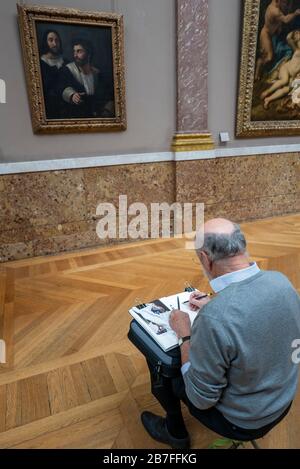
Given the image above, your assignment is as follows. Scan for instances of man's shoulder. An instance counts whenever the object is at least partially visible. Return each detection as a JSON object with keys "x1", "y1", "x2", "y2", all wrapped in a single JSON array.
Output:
[
  {"x1": 204, "y1": 270, "x2": 293, "y2": 306},
  {"x1": 232, "y1": 270, "x2": 292, "y2": 291},
  {"x1": 65, "y1": 62, "x2": 75, "y2": 71},
  {"x1": 260, "y1": 269, "x2": 291, "y2": 284},
  {"x1": 62, "y1": 62, "x2": 79, "y2": 78},
  {"x1": 263, "y1": 271, "x2": 300, "y2": 297},
  {"x1": 40, "y1": 57, "x2": 51, "y2": 69}
]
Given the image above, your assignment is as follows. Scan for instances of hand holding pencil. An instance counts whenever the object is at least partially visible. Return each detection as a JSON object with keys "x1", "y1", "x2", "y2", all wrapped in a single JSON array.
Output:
[{"x1": 188, "y1": 291, "x2": 212, "y2": 311}]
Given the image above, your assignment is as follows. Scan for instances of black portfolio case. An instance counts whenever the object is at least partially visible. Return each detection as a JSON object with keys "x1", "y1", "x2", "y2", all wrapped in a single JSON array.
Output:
[{"x1": 128, "y1": 319, "x2": 181, "y2": 378}]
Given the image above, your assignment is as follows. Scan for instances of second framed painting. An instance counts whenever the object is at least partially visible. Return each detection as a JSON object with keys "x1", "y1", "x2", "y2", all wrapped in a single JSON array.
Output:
[
  {"x1": 17, "y1": 4, "x2": 126, "y2": 133},
  {"x1": 237, "y1": 0, "x2": 300, "y2": 137}
]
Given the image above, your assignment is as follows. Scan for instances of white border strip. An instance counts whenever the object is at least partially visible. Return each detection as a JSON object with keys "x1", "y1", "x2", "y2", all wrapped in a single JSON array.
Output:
[
  {"x1": 174, "y1": 150, "x2": 215, "y2": 160},
  {"x1": 174, "y1": 143, "x2": 300, "y2": 160},
  {"x1": 0, "y1": 144, "x2": 299, "y2": 175},
  {"x1": 214, "y1": 143, "x2": 300, "y2": 158},
  {"x1": 0, "y1": 152, "x2": 173, "y2": 175}
]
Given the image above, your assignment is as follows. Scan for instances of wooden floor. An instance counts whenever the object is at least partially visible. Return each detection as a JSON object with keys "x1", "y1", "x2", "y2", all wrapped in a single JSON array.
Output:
[{"x1": 0, "y1": 214, "x2": 300, "y2": 449}]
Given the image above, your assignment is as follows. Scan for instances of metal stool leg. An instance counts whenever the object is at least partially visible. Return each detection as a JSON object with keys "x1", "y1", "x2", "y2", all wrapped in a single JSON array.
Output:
[{"x1": 250, "y1": 439, "x2": 261, "y2": 449}]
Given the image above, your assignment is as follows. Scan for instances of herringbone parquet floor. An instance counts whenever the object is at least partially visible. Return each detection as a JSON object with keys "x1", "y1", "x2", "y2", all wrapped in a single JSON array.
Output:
[{"x1": 0, "y1": 214, "x2": 300, "y2": 448}]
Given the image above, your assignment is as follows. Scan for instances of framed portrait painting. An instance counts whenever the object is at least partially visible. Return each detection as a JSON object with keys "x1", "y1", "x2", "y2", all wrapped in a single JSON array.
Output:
[
  {"x1": 17, "y1": 4, "x2": 126, "y2": 133},
  {"x1": 236, "y1": 0, "x2": 300, "y2": 137}
]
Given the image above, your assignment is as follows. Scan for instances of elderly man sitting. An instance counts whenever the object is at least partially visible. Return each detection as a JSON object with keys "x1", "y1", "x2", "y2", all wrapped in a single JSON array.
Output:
[{"x1": 141, "y1": 218, "x2": 300, "y2": 449}]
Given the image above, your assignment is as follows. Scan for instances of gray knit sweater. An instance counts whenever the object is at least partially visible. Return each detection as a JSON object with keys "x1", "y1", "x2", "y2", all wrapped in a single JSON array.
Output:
[{"x1": 183, "y1": 271, "x2": 300, "y2": 429}]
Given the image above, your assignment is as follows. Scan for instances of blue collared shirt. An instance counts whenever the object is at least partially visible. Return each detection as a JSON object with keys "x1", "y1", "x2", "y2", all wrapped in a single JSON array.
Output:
[{"x1": 181, "y1": 262, "x2": 260, "y2": 375}]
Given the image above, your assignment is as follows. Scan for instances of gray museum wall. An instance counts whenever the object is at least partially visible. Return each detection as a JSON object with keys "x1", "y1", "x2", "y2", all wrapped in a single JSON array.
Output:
[
  {"x1": 209, "y1": 0, "x2": 300, "y2": 147},
  {"x1": 0, "y1": 0, "x2": 176, "y2": 163},
  {"x1": 1, "y1": 0, "x2": 300, "y2": 165}
]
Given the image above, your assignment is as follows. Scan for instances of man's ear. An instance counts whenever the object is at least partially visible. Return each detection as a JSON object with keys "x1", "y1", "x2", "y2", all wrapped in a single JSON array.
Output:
[
  {"x1": 199, "y1": 250, "x2": 212, "y2": 270},
  {"x1": 199, "y1": 250, "x2": 207, "y2": 263}
]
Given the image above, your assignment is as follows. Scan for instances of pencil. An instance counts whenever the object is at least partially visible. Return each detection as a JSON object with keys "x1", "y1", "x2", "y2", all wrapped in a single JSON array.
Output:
[
  {"x1": 183, "y1": 293, "x2": 212, "y2": 304},
  {"x1": 195, "y1": 293, "x2": 213, "y2": 300}
]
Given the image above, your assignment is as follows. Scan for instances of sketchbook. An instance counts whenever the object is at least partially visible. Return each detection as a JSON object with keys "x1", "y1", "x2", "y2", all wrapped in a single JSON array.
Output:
[{"x1": 128, "y1": 291, "x2": 199, "y2": 352}]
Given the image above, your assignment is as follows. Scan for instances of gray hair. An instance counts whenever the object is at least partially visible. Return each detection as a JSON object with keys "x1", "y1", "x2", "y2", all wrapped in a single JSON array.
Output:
[{"x1": 199, "y1": 223, "x2": 247, "y2": 262}]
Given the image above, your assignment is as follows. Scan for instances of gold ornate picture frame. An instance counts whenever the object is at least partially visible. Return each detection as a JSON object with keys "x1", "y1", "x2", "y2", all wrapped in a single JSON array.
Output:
[
  {"x1": 17, "y1": 4, "x2": 126, "y2": 134},
  {"x1": 236, "y1": 0, "x2": 300, "y2": 137}
]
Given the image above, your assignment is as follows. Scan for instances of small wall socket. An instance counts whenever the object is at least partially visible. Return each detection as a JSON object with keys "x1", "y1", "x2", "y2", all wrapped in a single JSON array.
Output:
[{"x1": 219, "y1": 132, "x2": 230, "y2": 143}]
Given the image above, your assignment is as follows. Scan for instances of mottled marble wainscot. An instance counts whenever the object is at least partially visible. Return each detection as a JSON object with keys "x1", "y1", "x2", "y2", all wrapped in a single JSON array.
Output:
[
  {"x1": 0, "y1": 153, "x2": 299, "y2": 261},
  {"x1": 0, "y1": 162, "x2": 175, "y2": 262},
  {"x1": 176, "y1": 153, "x2": 300, "y2": 220}
]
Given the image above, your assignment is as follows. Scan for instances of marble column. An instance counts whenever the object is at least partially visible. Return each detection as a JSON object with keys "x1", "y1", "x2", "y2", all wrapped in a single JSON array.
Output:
[{"x1": 172, "y1": 0, "x2": 214, "y2": 151}]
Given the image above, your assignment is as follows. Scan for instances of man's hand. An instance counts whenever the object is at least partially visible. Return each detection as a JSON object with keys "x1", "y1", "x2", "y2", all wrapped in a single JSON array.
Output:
[
  {"x1": 71, "y1": 92, "x2": 85, "y2": 105},
  {"x1": 189, "y1": 291, "x2": 212, "y2": 311},
  {"x1": 169, "y1": 310, "x2": 191, "y2": 338}
]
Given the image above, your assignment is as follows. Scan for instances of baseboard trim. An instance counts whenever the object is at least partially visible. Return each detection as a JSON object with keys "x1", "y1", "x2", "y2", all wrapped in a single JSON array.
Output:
[{"x1": 0, "y1": 144, "x2": 299, "y2": 175}]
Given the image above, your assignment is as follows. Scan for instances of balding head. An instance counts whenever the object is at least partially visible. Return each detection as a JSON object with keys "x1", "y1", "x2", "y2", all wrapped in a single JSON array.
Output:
[
  {"x1": 204, "y1": 218, "x2": 236, "y2": 236},
  {"x1": 196, "y1": 218, "x2": 247, "y2": 262}
]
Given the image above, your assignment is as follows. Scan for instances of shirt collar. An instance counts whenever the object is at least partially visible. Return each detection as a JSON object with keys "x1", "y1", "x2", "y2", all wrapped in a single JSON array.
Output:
[{"x1": 210, "y1": 262, "x2": 260, "y2": 293}]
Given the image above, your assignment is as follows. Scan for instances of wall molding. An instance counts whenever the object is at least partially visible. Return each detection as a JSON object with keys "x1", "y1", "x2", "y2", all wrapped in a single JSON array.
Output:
[
  {"x1": 0, "y1": 152, "x2": 173, "y2": 175},
  {"x1": 0, "y1": 143, "x2": 300, "y2": 175}
]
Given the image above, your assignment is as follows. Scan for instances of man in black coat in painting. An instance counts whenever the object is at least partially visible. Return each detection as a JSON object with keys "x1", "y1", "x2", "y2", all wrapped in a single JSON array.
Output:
[
  {"x1": 40, "y1": 29, "x2": 67, "y2": 119},
  {"x1": 58, "y1": 37, "x2": 115, "y2": 119}
]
